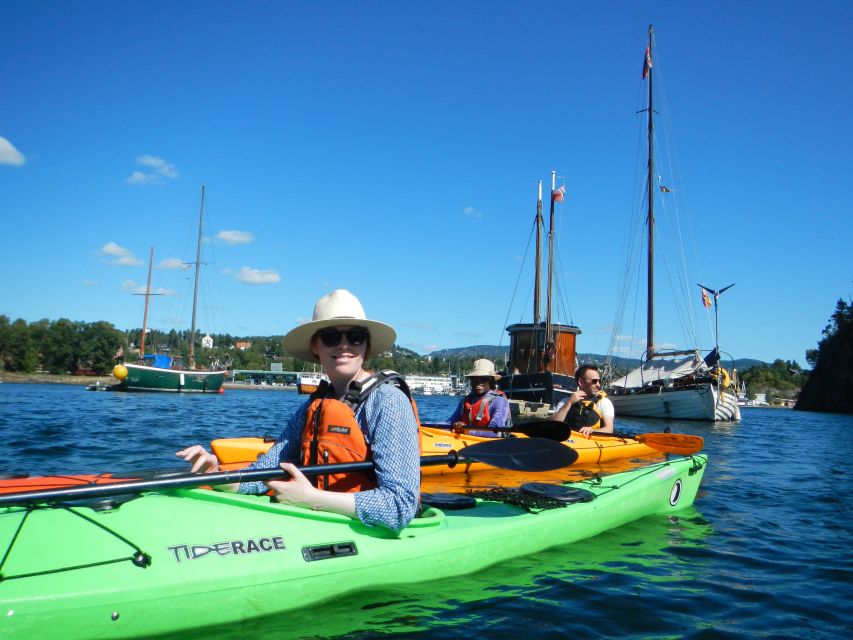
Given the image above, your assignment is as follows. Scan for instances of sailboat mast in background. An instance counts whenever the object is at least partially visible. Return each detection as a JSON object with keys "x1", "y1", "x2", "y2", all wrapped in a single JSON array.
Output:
[{"x1": 188, "y1": 185, "x2": 205, "y2": 370}]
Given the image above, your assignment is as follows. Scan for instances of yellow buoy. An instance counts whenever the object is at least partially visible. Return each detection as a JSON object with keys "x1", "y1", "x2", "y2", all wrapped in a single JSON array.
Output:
[{"x1": 113, "y1": 364, "x2": 128, "y2": 380}]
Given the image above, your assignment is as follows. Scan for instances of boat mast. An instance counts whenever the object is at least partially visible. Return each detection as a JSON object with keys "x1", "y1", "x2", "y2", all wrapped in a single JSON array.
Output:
[
  {"x1": 645, "y1": 24, "x2": 656, "y2": 358},
  {"x1": 533, "y1": 181, "x2": 543, "y2": 325},
  {"x1": 544, "y1": 170, "x2": 556, "y2": 367},
  {"x1": 139, "y1": 246, "x2": 154, "y2": 360},
  {"x1": 188, "y1": 185, "x2": 204, "y2": 370}
]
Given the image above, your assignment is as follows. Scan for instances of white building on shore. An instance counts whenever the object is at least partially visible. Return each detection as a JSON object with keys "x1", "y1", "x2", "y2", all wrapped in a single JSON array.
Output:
[{"x1": 404, "y1": 375, "x2": 462, "y2": 396}]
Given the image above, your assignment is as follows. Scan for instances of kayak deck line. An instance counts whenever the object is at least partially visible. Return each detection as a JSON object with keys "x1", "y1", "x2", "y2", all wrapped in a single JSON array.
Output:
[{"x1": 0, "y1": 503, "x2": 151, "y2": 583}]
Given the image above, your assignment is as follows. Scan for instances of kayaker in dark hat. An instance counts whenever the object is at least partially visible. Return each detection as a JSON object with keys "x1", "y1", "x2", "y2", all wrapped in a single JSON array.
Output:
[
  {"x1": 177, "y1": 289, "x2": 421, "y2": 533},
  {"x1": 448, "y1": 359, "x2": 510, "y2": 435},
  {"x1": 553, "y1": 364, "x2": 615, "y2": 436}
]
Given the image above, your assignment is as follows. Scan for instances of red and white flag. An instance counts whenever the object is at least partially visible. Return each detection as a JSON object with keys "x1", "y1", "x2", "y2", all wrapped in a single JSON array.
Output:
[
  {"x1": 642, "y1": 46, "x2": 653, "y2": 79},
  {"x1": 552, "y1": 184, "x2": 566, "y2": 203}
]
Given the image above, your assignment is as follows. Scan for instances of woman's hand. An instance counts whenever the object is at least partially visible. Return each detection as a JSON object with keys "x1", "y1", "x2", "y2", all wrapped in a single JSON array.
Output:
[
  {"x1": 265, "y1": 462, "x2": 319, "y2": 509},
  {"x1": 175, "y1": 445, "x2": 220, "y2": 474}
]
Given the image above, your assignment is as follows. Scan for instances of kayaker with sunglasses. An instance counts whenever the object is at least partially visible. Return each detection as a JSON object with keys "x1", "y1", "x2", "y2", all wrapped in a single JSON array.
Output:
[
  {"x1": 176, "y1": 289, "x2": 421, "y2": 533},
  {"x1": 448, "y1": 359, "x2": 510, "y2": 436},
  {"x1": 552, "y1": 364, "x2": 615, "y2": 436}
]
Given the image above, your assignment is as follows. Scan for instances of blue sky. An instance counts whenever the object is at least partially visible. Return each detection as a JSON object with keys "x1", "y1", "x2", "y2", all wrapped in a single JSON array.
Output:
[{"x1": 2, "y1": 1, "x2": 851, "y2": 366}]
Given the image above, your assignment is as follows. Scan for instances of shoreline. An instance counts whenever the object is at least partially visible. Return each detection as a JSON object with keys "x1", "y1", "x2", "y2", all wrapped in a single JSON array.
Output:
[
  {"x1": 0, "y1": 372, "x2": 114, "y2": 386},
  {"x1": 0, "y1": 373, "x2": 301, "y2": 393}
]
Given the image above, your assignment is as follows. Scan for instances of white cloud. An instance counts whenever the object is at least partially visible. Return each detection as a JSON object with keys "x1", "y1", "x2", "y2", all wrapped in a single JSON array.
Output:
[
  {"x1": 463, "y1": 206, "x2": 482, "y2": 219},
  {"x1": 81, "y1": 279, "x2": 96, "y2": 287},
  {"x1": 158, "y1": 258, "x2": 186, "y2": 270},
  {"x1": 0, "y1": 136, "x2": 26, "y2": 166},
  {"x1": 217, "y1": 230, "x2": 254, "y2": 245},
  {"x1": 235, "y1": 266, "x2": 281, "y2": 285},
  {"x1": 98, "y1": 242, "x2": 143, "y2": 266},
  {"x1": 125, "y1": 155, "x2": 179, "y2": 185},
  {"x1": 121, "y1": 280, "x2": 175, "y2": 296}
]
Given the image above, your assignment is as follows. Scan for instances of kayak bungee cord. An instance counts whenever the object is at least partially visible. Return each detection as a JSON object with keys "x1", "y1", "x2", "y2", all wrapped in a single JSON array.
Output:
[
  {"x1": 575, "y1": 455, "x2": 708, "y2": 499},
  {"x1": 0, "y1": 505, "x2": 150, "y2": 582},
  {"x1": 463, "y1": 455, "x2": 707, "y2": 513}
]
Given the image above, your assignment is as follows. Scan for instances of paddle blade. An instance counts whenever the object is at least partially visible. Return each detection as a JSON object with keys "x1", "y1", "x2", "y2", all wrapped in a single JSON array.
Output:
[
  {"x1": 510, "y1": 420, "x2": 571, "y2": 442},
  {"x1": 461, "y1": 437, "x2": 578, "y2": 472},
  {"x1": 636, "y1": 433, "x2": 704, "y2": 455}
]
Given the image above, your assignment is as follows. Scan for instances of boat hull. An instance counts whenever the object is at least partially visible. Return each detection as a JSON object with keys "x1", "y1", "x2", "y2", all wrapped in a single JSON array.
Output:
[
  {"x1": 113, "y1": 363, "x2": 226, "y2": 393},
  {"x1": 0, "y1": 455, "x2": 707, "y2": 640},
  {"x1": 609, "y1": 383, "x2": 740, "y2": 421}
]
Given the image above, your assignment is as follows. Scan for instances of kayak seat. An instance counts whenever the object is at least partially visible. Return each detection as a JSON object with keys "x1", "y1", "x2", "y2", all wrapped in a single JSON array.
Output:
[{"x1": 421, "y1": 492, "x2": 477, "y2": 510}]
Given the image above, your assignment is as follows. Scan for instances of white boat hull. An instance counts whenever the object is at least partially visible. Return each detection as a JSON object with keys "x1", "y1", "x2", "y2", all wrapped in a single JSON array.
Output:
[{"x1": 608, "y1": 383, "x2": 740, "y2": 421}]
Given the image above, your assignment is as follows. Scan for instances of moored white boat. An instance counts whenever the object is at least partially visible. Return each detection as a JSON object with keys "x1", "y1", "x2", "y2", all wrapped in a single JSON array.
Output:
[
  {"x1": 296, "y1": 371, "x2": 328, "y2": 394},
  {"x1": 608, "y1": 357, "x2": 740, "y2": 421},
  {"x1": 604, "y1": 27, "x2": 739, "y2": 422}
]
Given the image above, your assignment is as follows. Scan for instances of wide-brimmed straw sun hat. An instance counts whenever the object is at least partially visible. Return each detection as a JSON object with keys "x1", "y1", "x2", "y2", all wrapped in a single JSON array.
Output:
[
  {"x1": 282, "y1": 289, "x2": 396, "y2": 362},
  {"x1": 465, "y1": 358, "x2": 501, "y2": 379}
]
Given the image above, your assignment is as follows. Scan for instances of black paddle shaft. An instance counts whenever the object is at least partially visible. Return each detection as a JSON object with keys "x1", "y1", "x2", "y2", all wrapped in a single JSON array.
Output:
[{"x1": 0, "y1": 438, "x2": 577, "y2": 507}]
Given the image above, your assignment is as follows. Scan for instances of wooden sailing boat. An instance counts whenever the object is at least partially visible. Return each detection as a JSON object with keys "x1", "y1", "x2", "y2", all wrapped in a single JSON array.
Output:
[
  {"x1": 111, "y1": 187, "x2": 226, "y2": 393},
  {"x1": 605, "y1": 26, "x2": 739, "y2": 421},
  {"x1": 498, "y1": 171, "x2": 581, "y2": 411}
]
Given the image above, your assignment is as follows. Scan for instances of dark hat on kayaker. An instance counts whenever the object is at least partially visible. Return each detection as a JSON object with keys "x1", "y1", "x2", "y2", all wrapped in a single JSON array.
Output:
[
  {"x1": 282, "y1": 289, "x2": 396, "y2": 362},
  {"x1": 465, "y1": 359, "x2": 501, "y2": 380}
]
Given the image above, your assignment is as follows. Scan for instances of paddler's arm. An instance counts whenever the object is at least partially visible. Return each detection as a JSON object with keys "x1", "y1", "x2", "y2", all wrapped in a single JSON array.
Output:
[
  {"x1": 552, "y1": 389, "x2": 585, "y2": 423},
  {"x1": 266, "y1": 463, "x2": 357, "y2": 517},
  {"x1": 174, "y1": 445, "x2": 240, "y2": 492},
  {"x1": 488, "y1": 395, "x2": 511, "y2": 428}
]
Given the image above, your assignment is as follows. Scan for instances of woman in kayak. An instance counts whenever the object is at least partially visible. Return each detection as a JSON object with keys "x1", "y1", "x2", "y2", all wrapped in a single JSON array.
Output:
[{"x1": 176, "y1": 289, "x2": 421, "y2": 533}]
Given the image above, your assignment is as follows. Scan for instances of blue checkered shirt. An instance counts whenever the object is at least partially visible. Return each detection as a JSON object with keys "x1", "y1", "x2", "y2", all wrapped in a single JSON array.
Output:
[{"x1": 238, "y1": 383, "x2": 421, "y2": 534}]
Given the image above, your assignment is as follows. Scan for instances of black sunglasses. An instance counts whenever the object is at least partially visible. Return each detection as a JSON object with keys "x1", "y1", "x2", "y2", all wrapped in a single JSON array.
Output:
[{"x1": 316, "y1": 328, "x2": 369, "y2": 348}]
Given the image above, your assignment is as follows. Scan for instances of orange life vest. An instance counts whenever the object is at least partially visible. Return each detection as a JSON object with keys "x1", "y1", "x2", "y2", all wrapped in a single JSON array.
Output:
[
  {"x1": 462, "y1": 389, "x2": 507, "y2": 427},
  {"x1": 302, "y1": 371, "x2": 420, "y2": 493}
]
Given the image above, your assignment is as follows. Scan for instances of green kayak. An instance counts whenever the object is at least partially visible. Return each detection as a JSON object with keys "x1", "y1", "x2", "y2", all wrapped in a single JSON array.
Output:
[{"x1": 0, "y1": 455, "x2": 707, "y2": 639}]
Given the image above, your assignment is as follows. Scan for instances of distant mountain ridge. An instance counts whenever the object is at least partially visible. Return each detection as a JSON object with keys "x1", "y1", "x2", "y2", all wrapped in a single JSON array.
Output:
[{"x1": 427, "y1": 345, "x2": 766, "y2": 372}]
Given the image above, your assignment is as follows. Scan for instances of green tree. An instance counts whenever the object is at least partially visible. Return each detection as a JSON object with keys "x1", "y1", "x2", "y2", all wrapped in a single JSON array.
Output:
[
  {"x1": 42, "y1": 318, "x2": 81, "y2": 374},
  {"x1": 4, "y1": 319, "x2": 38, "y2": 372},
  {"x1": 796, "y1": 298, "x2": 853, "y2": 414},
  {"x1": 78, "y1": 321, "x2": 125, "y2": 374},
  {"x1": 0, "y1": 315, "x2": 9, "y2": 370}
]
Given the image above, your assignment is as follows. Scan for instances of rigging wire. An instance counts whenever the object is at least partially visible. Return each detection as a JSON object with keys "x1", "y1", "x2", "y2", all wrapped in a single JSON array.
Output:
[
  {"x1": 651, "y1": 38, "x2": 708, "y2": 350},
  {"x1": 607, "y1": 33, "x2": 714, "y2": 371},
  {"x1": 497, "y1": 216, "x2": 537, "y2": 348}
]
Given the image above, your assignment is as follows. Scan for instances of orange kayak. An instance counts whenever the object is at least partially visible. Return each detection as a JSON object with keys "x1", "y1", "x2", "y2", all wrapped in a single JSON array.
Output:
[{"x1": 210, "y1": 426, "x2": 662, "y2": 477}]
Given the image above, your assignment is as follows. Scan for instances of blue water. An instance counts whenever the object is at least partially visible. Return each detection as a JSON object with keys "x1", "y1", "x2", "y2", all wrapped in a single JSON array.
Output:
[{"x1": 1, "y1": 383, "x2": 851, "y2": 639}]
